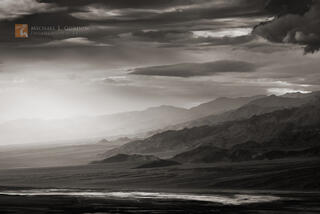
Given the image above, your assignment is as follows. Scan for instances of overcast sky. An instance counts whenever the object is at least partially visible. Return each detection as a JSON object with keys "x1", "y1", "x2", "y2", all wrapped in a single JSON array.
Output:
[{"x1": 0, "y1": 0, "x2": 320, "y2": 122}]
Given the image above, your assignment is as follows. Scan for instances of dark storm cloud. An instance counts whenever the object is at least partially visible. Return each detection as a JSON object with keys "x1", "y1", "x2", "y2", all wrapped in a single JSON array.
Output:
[
  {"x1": 69, "y1": 0, "x2": 267, "y2": 24},
  {"x1": 1, "y1": 0, "x2": 267, "y2": 23},
  {"x1": 130, "y1": 60, "x2": 257, "y2": 77},
  {"x1": 0, "y1": 0, "x2": 271, "y2": 51},
  {"x1": 264, "y1": 0, "x2": 313, "y2": 16},
  {"x1": 41, "y1": 0, "x2": 192, "y2": 9},
  {"x1": 254, "y1": 0, "x2": 320, "y2": 53}
]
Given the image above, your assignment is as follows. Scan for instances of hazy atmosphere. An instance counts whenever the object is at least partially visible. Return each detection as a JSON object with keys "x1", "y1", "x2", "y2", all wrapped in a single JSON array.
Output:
[
  {"x1": 0, "y1": 0, "x2": 319, "y2": 124},
  {"x1": 0, "y1": 1, "x2": 320, "y2": 213}
]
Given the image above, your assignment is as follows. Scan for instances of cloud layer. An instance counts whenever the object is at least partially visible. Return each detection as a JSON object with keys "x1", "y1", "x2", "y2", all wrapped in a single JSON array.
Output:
[
  {"x1": 35, "y1": 37, "x2": 111, "y2": 48},
  {"x1": 130, "y1": 60, "x2": 257, "y2": 77},
  {"x1": 0, "y1": 0, "x2": 63, "y2": 20},
  {"x1": 254, "y1": 0, "x2": 320, "y2": 53}
]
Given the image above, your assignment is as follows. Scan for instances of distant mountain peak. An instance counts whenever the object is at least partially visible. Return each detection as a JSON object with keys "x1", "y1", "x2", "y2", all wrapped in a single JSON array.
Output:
[{"x1": 98, "y1": 138, "x2": 110, "y2": 144}]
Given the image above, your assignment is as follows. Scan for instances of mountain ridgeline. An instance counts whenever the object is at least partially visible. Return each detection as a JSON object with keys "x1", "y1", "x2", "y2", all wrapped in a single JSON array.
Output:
[
  {"x1": 167, "y1": 94, "x2": 314, "y2": 130},
  {"x1": 0, "y1": 95, "x2": 264, "y2": 144},
  {"x1": 104, "y1": 92, "x2": 320, "y2": 160}
]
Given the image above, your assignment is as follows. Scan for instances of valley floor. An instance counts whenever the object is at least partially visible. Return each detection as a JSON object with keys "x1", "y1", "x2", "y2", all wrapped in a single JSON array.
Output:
[
  {"x1": 0, "y1": 158, "x2": 319, "y2": 192},
  {"x1": 0, "y1": 158, "x2": 319, "y2": 213}
]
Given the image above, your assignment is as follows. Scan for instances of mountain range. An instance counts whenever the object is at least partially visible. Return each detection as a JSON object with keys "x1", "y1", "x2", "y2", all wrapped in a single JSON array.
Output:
[
  {"x1": 1, "y1": 91, "x2": 319, "y2": 171},
  {"x1": 0, "y1": 95, "x2": 265, "y2": 144},
  {"x1": 104, "y1": 92, "x2": 320, "y2": 159},
  {"x1": 166, "y1": 94, "x2": 314, "y2": 130}
]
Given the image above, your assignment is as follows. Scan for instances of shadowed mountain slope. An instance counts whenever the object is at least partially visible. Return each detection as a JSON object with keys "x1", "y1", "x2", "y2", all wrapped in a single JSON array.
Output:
[
  {"x1": 105, "y1": 97, "x2": 320, "y2": 158},
  {"x1": 169, "y1": 94, "x2": 314, "y2": 130}
]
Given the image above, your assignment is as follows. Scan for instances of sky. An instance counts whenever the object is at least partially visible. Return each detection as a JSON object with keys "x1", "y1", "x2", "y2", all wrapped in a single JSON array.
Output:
[{"x1": 0, "y1": 0, "x2": 320, "y2": 122}]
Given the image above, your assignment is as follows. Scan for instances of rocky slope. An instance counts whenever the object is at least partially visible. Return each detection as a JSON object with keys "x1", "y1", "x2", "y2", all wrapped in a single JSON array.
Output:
[{"x1": 105, "y1": 97, "x2": 320, "y2": 158}]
